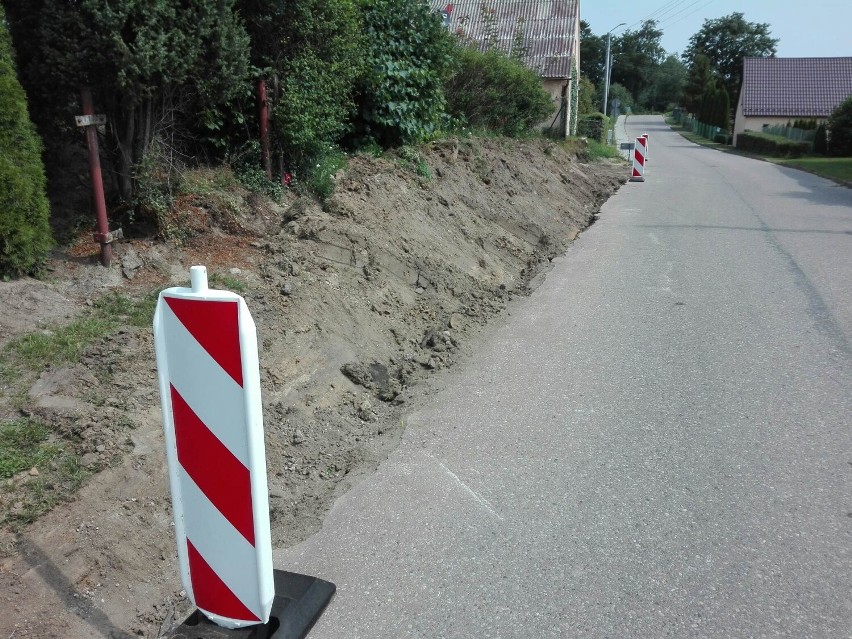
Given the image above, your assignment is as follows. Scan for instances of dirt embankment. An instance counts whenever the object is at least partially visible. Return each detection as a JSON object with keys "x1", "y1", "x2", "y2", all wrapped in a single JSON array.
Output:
[{"x1": 0, "y1": 136, "x2": 625, "y2": 638}]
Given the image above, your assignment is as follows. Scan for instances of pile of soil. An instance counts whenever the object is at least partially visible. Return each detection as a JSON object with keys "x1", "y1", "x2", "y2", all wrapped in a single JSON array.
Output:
[{"x1": 0, "y1": 136, "x2": 625, "y2": 638}]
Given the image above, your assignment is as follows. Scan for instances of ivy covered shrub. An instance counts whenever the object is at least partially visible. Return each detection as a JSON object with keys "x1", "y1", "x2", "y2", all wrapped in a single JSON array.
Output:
[
  {"x1": 444, "y1": 45, "x2": 554, "y2": 137},
  {"x1": 352, "y1": 0, "x2": 455, "y2": 146},
  {"x1": 0, "y1": 6, "x2": 52, "y2": 277}
]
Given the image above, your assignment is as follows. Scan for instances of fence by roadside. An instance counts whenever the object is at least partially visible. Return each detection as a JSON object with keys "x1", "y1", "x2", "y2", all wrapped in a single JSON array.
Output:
[
  {"x1": 671, "y1": 111, "x2": 819, "y2": 151},
  {"x1": 671, "y1": 111, "x2": 729, "y2": 143},
  {"x1": 761, "y1": 124, "x2": 817, "y2": 145}
]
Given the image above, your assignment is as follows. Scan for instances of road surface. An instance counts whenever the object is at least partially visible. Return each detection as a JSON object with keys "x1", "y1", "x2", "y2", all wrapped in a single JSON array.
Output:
[{"x1": 274, "y1": 115, "x2": 852, "y2": 638}]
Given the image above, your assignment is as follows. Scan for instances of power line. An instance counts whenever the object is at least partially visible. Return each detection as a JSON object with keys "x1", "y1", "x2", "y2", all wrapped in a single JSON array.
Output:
[
  {"x1": 624, "y1": 0, "x2": 691, "y2": 31},
  {"x1": 658, "y1": 0, "x2": 717, "y2": 30}
]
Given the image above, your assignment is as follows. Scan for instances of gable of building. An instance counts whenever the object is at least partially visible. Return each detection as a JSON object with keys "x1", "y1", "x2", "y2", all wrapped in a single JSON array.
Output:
[{"x1": 740, "y1": 57, "x2": 852, "y2": 118}]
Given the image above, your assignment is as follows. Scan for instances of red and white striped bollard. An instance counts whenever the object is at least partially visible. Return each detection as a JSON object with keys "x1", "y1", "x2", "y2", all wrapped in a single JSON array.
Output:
[
  {"x1": 629, "y1": 136, "x2": 646, "y2": 182},
  {"x1": 154, "y1": 265, "x2": 274, "y2": 628}
]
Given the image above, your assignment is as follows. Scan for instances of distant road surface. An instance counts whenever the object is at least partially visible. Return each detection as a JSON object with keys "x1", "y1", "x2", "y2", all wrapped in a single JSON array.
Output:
[{"x1": 275, "y1": 115, "x2": 852, "y2": 638}]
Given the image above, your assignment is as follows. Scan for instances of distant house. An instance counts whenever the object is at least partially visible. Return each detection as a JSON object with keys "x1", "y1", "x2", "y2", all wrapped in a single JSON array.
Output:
[
  {"x1": 733, "y1": 57, "x2": 852, "y2": 144},
  {"x1": 431, "y1": 0, "x2": 581, "y2": 137}
]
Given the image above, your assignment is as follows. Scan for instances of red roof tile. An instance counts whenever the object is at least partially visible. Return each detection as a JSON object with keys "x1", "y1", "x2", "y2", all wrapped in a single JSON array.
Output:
[{"x1": 741, "y1": 57, "x2": 852, "y2": 117}]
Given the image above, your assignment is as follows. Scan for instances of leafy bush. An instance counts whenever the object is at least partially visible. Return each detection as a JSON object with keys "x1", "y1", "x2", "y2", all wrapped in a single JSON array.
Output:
[
  {"x1": 736, "y1": 132, "x2": 810, "y2": 158},
  {"x1": 0, "y1": 7, "x2": 52, "y2": 277},
  {"x1": 243, "y1": 0, "x2": 363, "y2": 176},
  {"x1": 576, "y1": 113, "x2": 609, "y2": 143},
  {"x1": 352, "y1": 0, "x2": 455, "y2": 146},
  {"x1": 444, "y1": 45, "x2": 553, "y2": 137},
  {"x1": 827, "y1": 96, "x2": 852, "y2": 156}
]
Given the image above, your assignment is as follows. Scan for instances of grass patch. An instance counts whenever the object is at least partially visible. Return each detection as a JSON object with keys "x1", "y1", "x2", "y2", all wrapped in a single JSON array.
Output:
[
  {"x1": 561, "y1": 137, "x2": 623, "y2": 161},
  {"x1": 586, "y1": 139, "x2": 622, "y2": 160},
  {"x1": 0, "y1": 290, "x2": 158, "y2": 387},
  {"x1": 774, "y1": 157, "x2": 852, "y2": 184},
  {"x1": 0, "y1": 415, "x2": 91, "y2": 531},
  {"x1": 208, "y1": 273, "x2": 247, "y2": 293},
  {"x1": 8, "y1": 318, "x2": 112, "y2": 371},
  {"x1": 93, "y1": 290, "x2": 158, "y2": 328},
  {"x1": 3, "y1": 454, "x2": 90, "y2": 528},
  {"x1": 0, "y1": 418, "x2": 60, "y2": 479}
]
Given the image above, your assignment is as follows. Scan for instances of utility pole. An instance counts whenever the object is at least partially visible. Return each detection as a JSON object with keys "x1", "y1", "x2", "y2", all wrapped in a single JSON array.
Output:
[
  {"x1": 77, "y1": 88, "x2": 119, "y2": 267},
  {"x1": 601, "y1": 23, "x2": 625, "y2": 117}
]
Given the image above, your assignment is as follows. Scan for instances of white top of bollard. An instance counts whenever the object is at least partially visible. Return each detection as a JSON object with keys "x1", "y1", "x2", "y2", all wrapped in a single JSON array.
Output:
[{"x1": 190, "y1": 265, "x2": 209, "y2": 293}]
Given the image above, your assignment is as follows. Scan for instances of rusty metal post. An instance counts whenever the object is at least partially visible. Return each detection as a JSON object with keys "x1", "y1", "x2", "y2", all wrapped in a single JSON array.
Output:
[
  {"x1": 80, "y1": 88, "x2": 112, "y2": 267},
  {"x1": 258, "y1": 80, "x2": 272, "y2": 179}
]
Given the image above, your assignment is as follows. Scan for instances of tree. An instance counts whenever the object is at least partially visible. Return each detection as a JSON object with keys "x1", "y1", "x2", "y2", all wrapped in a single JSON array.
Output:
[
  {"x1": 698, "y1": 83, "x2": 730, "y2": 129},
  {"x1": 0, "y1": 3, "x2": 53, "y2": 276},
  {"x1": 682, "y1": 54, "x2": 715, "y2": 114},
  {"x1": 607, "y1": 83, "x2": 633, "y2": 113},
  {"x1": 640, "y1": 55, "x2": 688, "y2": 111},
  {"x1": 610, "y1": 20, "x2": 665, "y2": 107},
  {"x1": 827, "y1": 96, "x2": 852, "y2": 156},
  {"x1": 242, "y1": 0, "x2": 363, "y2": 174},
  {"x1": 351, "y1": 0, "x2": 455, "y2": 146},
  {"x1": 682, "y1": 13, "x2": 777, "y2": 108},
  {"x1": 579, "y1": 21, "x2": 606, "y2": 88},
  {"x1": 4, "y1": 0, "x2": 251, "y2": 202}
]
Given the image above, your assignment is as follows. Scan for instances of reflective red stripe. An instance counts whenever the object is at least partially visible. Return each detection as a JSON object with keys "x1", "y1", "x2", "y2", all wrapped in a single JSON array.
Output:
[
  {"x1": 165, "y1": 296, "x2": 244, "y2": 387},
  {"x1": 172, "y1": 384, "x2": 255, "y2": 546},
  {"x1": 187, "y1": 539, "x2": 260, "y2": 622}
]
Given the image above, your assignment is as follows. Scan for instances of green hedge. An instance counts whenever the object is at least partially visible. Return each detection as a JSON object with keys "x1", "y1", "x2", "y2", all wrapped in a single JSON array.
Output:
[
  {"x1": 576, "y1": 113, "x2": 609, "y2": 143},
  {"x1": 736, "y1": 132, "x2": 810, "y2": 158}
]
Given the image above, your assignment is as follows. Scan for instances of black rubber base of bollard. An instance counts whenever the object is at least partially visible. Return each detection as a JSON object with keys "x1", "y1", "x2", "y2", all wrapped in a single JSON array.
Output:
[{"x1": 167, "y1": 570, "x2": 336, "y2": 639}]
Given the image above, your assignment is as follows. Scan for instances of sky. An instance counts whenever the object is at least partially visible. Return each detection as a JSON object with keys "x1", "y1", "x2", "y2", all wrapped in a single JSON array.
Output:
[{"x1": 581, "y1": 0, "x2": 852, "y2": 58}]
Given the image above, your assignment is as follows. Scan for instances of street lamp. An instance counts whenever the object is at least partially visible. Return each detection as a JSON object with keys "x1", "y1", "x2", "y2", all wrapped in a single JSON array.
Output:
[{"x1": 601, "y1": 23, "x2": 626, "y2": 117}]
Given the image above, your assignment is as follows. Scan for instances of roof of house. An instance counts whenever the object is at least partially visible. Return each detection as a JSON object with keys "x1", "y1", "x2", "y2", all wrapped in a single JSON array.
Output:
[
  {"x1": 430, "y1": 1, "x2": 579, "y2": 79},
  {"x1": 740, "y1": 57, "x2": 852, "y2": 118}
]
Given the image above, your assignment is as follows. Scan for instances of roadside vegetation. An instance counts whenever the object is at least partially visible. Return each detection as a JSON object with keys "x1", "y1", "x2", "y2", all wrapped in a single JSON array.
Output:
[{"x1": 0, "y1": 0, "x2": 569, "y2": 281}]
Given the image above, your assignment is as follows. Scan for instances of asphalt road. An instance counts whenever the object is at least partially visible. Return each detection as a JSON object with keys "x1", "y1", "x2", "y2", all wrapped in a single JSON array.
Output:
[{"x1": 274, "y1": 115, "x2": 852, "y2": 638}]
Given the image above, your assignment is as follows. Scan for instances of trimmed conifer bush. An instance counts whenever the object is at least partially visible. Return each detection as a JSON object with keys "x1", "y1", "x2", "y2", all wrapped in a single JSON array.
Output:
[{"x1": 0, "y1": 5, "x2": 52, "y2": 277}]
